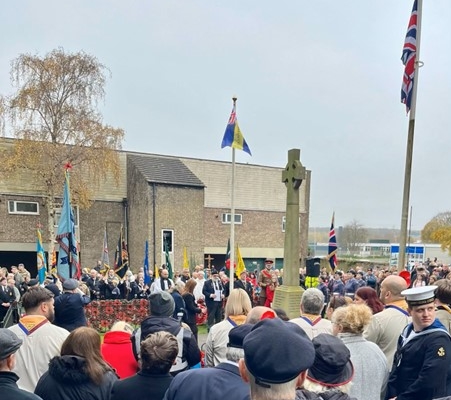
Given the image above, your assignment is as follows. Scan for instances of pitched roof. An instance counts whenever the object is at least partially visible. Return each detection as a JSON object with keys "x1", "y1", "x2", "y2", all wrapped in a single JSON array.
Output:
[{"x1": 128, "y1": 154, "x2": 204, "y2": 188}]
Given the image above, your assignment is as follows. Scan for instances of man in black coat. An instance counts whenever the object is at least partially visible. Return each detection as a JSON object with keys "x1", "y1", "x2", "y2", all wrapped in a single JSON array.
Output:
[
  {"x1": 202, "y1": 269, "x2": 224, "y2": 331},
  {"x1": 132, "y1": 292, "x2": 200, "y2": 375},
  {"x1": 53, "y1": 279, "x2": 90, "y2": 332},
  {"x1": 0, "y1": 277, "x2": 15, "y2": 326},
  {"x1": 235, "y1": 271, "x2": 254, "y2": 304},
  {"x1": 111, "y1": 331, "x2": 177, "y2": 400}
]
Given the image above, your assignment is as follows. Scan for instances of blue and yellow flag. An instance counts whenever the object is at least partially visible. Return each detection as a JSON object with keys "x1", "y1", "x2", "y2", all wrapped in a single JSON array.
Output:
[
  {"x1": 56, "y1": 168, "x2": 79, "y2": 280},
  {"x1": 37, "y1": 228, "x2": 47, "y2": 284},
  {"x1": 221, "y1": 103, "x2": 252, "y2": 155}
]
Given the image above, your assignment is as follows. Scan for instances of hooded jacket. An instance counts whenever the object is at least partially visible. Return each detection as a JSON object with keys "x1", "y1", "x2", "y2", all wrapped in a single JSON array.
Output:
[
  {"x1": 136, "y1": 315, "x2": 200, "y2": 371},
  {"x1": 34, "y1": 355, "x2": 117, "y2": 400},
  {"x1": 101, "y1": 330, "x2": 139, "y2": 379}
]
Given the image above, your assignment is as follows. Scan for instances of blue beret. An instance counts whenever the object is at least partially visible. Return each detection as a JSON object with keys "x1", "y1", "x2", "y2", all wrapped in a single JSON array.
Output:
[
  {"x1": 243, "y1": 318, "x2": 315, "y2": 386},
  {"x1": 228, "y1": 324, "x2": 253, "y2": 349}
]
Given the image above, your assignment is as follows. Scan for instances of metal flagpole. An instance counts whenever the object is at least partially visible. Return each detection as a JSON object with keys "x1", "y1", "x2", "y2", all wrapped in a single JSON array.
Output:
[
  {"x1": 398, "y1": 0, "x2": 423, "y2": 272},
  {"x1": 229, "y1": 99, "x2": 236, "y2": 290}
]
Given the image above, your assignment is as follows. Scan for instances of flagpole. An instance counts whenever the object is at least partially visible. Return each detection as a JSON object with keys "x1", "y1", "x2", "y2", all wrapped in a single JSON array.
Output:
[
  {"x1": 398, "y1": 0, "x2": 423, "y2": 272},
  {"x1": 230, "y1": 142, "x2": 236, "y2": 291}
]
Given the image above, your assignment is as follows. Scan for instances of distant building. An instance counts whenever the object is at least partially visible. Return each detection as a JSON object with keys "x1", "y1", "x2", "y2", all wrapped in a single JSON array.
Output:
[{"x1": 0, "y1": 138, "x2": 311, "y2": 276}]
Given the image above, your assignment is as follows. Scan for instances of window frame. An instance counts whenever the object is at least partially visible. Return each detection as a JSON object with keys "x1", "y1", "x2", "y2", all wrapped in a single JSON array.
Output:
[
  {"x1": 221, "y1": 213, "x2": 242, "y2": 225},
  {"x1": 8, "y1": 200, "x2": 40, "y2": 215}
]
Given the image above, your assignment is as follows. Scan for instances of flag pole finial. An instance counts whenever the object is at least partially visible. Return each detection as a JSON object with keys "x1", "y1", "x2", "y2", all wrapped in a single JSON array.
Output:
[{"x1": 232, "y1": 96, "x2": 237, "y2": 104}]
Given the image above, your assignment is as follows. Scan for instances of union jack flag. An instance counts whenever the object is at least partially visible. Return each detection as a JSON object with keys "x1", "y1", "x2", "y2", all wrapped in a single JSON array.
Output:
[
  {"x1": 328, "y1": 212, "x2": 338, "y2": 271},
  {"x1": 401, "y1": 0, "x2": 417, "y2": 113}
]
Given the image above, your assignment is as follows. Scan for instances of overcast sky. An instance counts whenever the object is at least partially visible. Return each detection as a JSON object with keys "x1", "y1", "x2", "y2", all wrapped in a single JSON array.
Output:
[{"x1": 1, "y1": 1, "x2": 450, "y2": 231}]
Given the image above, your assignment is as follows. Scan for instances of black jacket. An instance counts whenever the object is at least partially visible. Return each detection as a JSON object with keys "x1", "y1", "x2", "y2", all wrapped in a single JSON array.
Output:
[
  {"x1": 34, "y1": 355, "x2": 117, "y2": 400},
  {"x1": 182, "y1": 293, "x2": 201, "y2": 324},
  {"x1": 111, "y1": 370, "x2": 173, "y2": 400},
  {"x1": 54, "y1": 292, "x2": 90, "y2": 332},
  {"x1": 202, "y1": 279, "x2": 223, "y2": 307},
  {"x1": 138, "y1": 315, "x2": 201, "y2": 368},
  {"x1": 0, "y1": 371, "x2": 41, "y2": 400},
  {"x1": 296, "y1": 388, "x2": 356, "y2": 400}
]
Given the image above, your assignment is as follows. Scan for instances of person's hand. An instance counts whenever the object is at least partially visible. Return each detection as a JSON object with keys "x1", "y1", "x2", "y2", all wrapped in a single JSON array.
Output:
[{"x1": 210, "y1": 293, "x2": 216, "y2": 299}]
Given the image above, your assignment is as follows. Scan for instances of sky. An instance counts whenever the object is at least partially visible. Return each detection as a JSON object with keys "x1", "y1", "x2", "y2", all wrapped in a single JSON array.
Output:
[{"x1": 1, "y1": 1, "x2": 450, "y2": 231}]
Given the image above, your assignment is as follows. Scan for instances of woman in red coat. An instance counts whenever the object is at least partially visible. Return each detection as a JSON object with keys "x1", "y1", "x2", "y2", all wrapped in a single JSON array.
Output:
[{"x1": 101, "y1": 321, "x2": 139, "y2": 378}]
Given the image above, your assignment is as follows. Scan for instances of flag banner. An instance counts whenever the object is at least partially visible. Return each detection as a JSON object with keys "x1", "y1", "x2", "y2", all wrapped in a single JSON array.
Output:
[
  {"x1": 401, "y1": 0, "x2": 417, "y2": 113},
  {"x1": 221, "y1": 103, "x2": 252, "y2": 155},
  {"x1": 114, "y1": 226, "x2": 129, "y2": 278},
  {"x1": 183, "y1": 246, "x2": 189, "y2": 269},
  {"x1": 164, "y1": 241, "x2": 173, "y2": 279},
  {"x1": 144, "y1": 240, "x2": 151, "y2": 285},
  {"x1": 328, "y1": 212, "x2": 338, "y2": 271},
  {"x1": 236, "y1": 245, "x2": 246, "y2": 277},
  {"x1": 56, "y1": 168, "x2": 79, "y2": 281},
  {"x1": 37, "y1": 228, "x2": 47, "y2": 284},
  {"x1": 101, "y1": 227, "x2": 110, "y2": 272},
  {"x1": 154, "y1": 264, "x2": 160, "y2": 279}
]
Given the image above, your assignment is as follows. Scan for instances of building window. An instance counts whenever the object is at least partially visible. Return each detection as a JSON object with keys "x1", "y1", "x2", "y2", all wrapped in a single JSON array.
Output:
[
  {"x1": 221, "y1": 213, "x2": 242, "y2": 224},
  {"x1": 8, "y1": 200, "x2": 39, "y2": 215},
  {"x1": 53, "y1": 206, "x2": 79, "y2": 228},
  {"x1": 162, "y1": 229, "x2": 173, "y2": 253}
]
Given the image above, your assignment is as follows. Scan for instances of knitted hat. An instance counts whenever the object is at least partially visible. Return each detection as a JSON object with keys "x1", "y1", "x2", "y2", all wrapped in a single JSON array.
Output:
[{"x1": 149, "y1": 292, "x2": 175, "y2": 317}]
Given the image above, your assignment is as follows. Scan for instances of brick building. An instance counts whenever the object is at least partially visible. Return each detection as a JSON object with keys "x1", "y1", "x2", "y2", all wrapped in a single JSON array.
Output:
[{"x1": 0, "y1": 138, "x2": 311, "y2": 276}]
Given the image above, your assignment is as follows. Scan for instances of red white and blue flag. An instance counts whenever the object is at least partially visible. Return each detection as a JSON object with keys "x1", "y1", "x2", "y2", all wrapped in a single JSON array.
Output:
[
  {"x1": 401, "y1": 0, "x2": 417, "y2": 114},
  {"x1": 328, "y1": 213, "x2": 338, "y2": 271}
]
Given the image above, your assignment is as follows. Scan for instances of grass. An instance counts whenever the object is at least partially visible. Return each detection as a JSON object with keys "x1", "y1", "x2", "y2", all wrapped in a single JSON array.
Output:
[{"x1": 198, "y1": 324, "x2": 208, "y2": 335}]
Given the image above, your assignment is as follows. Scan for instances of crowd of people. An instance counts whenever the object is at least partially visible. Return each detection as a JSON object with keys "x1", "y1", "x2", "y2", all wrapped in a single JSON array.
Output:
[{"x1": 2, "y1": 258, "x2": 451, "y2": 400}]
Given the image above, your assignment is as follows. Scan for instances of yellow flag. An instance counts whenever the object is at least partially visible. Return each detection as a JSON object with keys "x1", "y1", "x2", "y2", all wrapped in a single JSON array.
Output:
[
  {"x1": 183, "y1": 247, "x2": 189, "y2": 269},
  {"x1": 236, "y1": 246, "x2": 245, "y2": 277},
  {"x1": 154, "y1": 264, "x2": 159, "y2": 279}
]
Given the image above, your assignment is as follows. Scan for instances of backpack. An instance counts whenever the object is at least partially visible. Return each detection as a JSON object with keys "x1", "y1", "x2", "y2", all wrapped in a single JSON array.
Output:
[{"x1": 131, "y1": 322, "x2": 191, "y2": 374}]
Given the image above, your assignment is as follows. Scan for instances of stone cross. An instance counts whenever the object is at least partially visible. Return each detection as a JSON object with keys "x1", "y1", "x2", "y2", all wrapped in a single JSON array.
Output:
[
  {"x1": 281, "y1": 148, "x2": 306, "y2": 286},
  {"x1": 205, "y1": 254, "x2": 214, "y2": 268}
]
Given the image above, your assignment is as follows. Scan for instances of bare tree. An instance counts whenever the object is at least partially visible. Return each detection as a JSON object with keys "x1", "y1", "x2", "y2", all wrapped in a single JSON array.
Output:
[
  {"x1": 339, "y1": 220, "x2": 368, "y2": 254},
  {"x1": 1, "y1": 48, "x2": 124, "y2": 255}
]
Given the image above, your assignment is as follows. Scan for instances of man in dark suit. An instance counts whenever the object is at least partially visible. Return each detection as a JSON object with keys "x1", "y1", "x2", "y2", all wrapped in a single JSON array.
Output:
[
  {"x1": 202, "y1": 269, "x2": 224, "y2": 331},
  {"x1": 53, "y1": 279, "x2": 90, "y2": 332},
  {"x1": 86, "y1": 269, "x2": 101, "y2": 300},
  {"x1": 164, "y1": 324, "x2": 252, "y2": 400},
  {"x1": 0, "y1": 277, "x2": 15, "y2": 326},
  {"x1": 235, "y1": 271, "x2": 254, "y2": 304}
]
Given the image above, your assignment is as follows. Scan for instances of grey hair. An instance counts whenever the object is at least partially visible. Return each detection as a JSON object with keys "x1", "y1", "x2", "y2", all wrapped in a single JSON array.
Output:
[
  {"x1": 226, "y1": 347, "x2": 244, "y2": 363},
  {"x1": 304, "y1": 379, "x2": 352, "y2": 394},
  {"x1": 301, "y1": 288, "x2": 325, "y2": 315},
  {"x1": 247, "y1": 370, "x2": 298, "y2": 400}
]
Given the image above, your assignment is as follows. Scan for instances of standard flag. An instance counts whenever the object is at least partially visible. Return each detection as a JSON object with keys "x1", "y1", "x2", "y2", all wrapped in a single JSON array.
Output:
[
  {"x1": 56, "y1": 167, "x2": 79, "y2": 280},
  {"x1": 144, "y1": 240, "x2": 151, "y2": 285},
  {"x1": 225, "y1": 238, "x2": 231, "y2": 266},
  {"x1": 36, "y1": 227, "x2": 47, "y2": 284},
  {"x1": 164, "y1": 241, "x2": 173, "y2": 279},
  {"x1": 401, "y1": 0, "x2": 418, "y2": 113},
  {"x1": 114, "y1": 226, "x2": 129, "y2": 278},
  {"x1": 183, "y1": 246, "x2": 189, "y2": 269},
  {"x1": 101, "y1": 227, "x2": 110, "y2": 271},
  {"x1": 236, "y1": 245, "x2": 245, "y2": 277},
  {"x1": 328, "y1": 212, "x2": 338, "y2": 271},
  {"x1": 221, "y1": 103, "x2": 252, "y2": 155}
]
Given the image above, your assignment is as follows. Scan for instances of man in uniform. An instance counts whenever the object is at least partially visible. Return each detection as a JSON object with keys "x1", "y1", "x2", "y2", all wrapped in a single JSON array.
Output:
[
  {"x1": 257, "y1": 259, "x2": 273, "y2": 306},
  {"x1": 386, "y1": 286, "x2": 451, "y2": 400}
]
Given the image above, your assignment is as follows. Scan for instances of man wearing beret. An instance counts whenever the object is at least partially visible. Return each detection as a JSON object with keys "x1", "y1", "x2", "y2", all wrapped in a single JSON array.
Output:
[
  {"x1": 53, "y1": 278, "x2": 91, "y2": 332},
  {"x1": 386, "y1": 286, "x2": 451, "y2": 400},
  {"x1": 0, "y1": 328, "x2": 41, "y2": 399},
  {"x1": 239, "y1": 318, "x2": 316, "y2": 400},
  {"x1": 202, "y1": 269, "x2": 224, "y2": 331},
  {"x1": 164, "y1": 324, "x2": 252, "y2": 400}
]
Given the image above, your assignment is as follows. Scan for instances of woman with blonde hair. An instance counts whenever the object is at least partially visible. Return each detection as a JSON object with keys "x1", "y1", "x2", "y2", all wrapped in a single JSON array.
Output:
[
  {"x1": 332, "y1": 304, "x2": 388, "y2": 400},
  {"x1": 35, "y1": 326, "x2": 117, "y2": 399},
  {"x1": 101, "y1": 321, "x2": 139, "y2": 378},
  {"x1": 205, "y1": 288, "x2": 251, "y2": 367}
]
